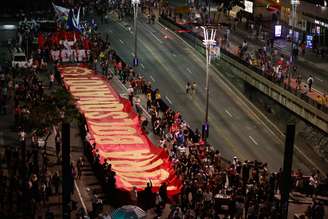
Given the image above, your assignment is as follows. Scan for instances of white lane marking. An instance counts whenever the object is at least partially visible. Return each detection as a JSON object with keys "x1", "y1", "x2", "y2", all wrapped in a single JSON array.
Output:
[
  {"x1": 108, "y1": 30, "x2": 113, "y2": 33},
  {"x1": 186, "y1": 68, "x2": 192, "y2": 74},
  {"x1": 119, "y1": 39, "x2": 124, "y2": 44},
  {"x1": 225, "y1": 110, "x2": 233, "y2": 118},
  {"x1": 249, "y1": 135, "x2": 258, "y2": 145},
  {"x1": 118, "y1": 22, "x2": 129, "y2": 31},
  {"x1": 315, "y1": 77, "x2": 323, "y2": 82},
  {"x1": 131, "y1": 52, "x2": 135, "y2": 57},
  {"x1": 150, "y1": 32, "x2": 163, "y2": 44},
  {"x1": 74, "y1": 180, "x2": 88, "y2": 216},
  {"x1": 158, "y1": 20, "x2": 327, "y2": 174},
  {"x1": 0, "y1": 131, "x2": 4, "y2": 145},
  {"x1": 172, "y1": 53, "x2": 177, "y2": 57},
  {"x1": 141, "y1": 63, "x2": 145, "y2": 69},
  {"x1": 150, "y1": 75, "x2": 155, "y2": 82},
  {"x1": 165, "y1": 96, "x2": 173, "y2": 104}
]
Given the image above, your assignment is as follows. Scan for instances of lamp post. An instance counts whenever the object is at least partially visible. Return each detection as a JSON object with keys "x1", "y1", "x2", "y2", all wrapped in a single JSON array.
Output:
[
  {"x1": 201, "y1": 26, "x2": 216, "y2": 142},
  {"x1": 132, "y1": 0, "x2": 140, "y2": 66},
  {"x1": 288, "y1": 0, "x2": 299, "y2": 89}
]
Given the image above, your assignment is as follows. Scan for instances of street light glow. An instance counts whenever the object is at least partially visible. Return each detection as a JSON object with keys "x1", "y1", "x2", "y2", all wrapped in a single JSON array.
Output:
[
  {"x1": 0, "y1": 24, "x2": 17, "y2": 30},
  {"x1": 131, "y1": 0, "x2": 140, "y2": 5}
]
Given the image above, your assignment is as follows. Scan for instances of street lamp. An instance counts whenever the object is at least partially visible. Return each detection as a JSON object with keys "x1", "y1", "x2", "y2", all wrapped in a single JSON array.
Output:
[
  {"x1": 132, "y1": 0, "x2": 140, "y2": 66},
  {"x1": 201, "y1": 26, "x2": 216, "y2": 142},
  {"x1": 288, "y1": 0, "x2": 299, "y2": 89},
  {"x1": 290, "y1": 0, "x2": 299, "y2": 64}
]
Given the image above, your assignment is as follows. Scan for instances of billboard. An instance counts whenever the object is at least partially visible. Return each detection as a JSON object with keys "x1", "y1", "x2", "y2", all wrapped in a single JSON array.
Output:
[
  {"x1": 244, "y1": 0, "x2": 254, "y2": 14},
  {"x1": 275, "y1": 25, "x2": 282, "y2": 37}
]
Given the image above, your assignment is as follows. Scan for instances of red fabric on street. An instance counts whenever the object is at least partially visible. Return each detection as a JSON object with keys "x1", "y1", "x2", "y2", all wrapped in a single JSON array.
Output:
[{"x1": 58, "y1": 65, "x2": 181, "y2": 195}]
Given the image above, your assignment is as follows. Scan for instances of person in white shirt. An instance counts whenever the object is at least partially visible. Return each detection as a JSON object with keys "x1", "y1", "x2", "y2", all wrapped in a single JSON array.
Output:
[{"x1": 127, "y1": 85, "x2": 134, "y2": 105}]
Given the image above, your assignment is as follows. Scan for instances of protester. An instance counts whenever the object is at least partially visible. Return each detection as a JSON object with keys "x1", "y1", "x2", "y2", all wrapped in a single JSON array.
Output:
[{"x1": 307, "y1": 75, "x2": 314, "y2": 92}]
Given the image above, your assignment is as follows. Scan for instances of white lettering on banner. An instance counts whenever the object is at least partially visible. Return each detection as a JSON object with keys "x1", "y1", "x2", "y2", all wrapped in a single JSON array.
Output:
[
  {"x1": 51, "y1": 49, "x2": 90, "y2": 62},
  {"x1": 59, "y1": 66, "x2": 177, "y2": 191}
]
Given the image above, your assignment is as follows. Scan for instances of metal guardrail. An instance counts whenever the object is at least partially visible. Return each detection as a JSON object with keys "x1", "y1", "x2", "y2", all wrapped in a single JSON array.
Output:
[{"x1": 159, "y1": 16, "x2": 328, "y2": 133}]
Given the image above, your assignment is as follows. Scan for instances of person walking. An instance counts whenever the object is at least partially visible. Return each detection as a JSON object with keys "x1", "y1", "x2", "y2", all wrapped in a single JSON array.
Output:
[
  {"x1": 191, "y1": 82, "x2": 197, "y2": 95},
  {"x1": 307, "y1": 75, "x2": 314, "y2": 92},
  {"x1": 127, "y1": 84, "x2": 134, "y2": 106},
  {"x1": 296, "y1": 74, "x2": 302, "y2": 90},
  {"x1": 49, "y1": 72, "x2": 55, "y2": 88},
  {"x1": 55, "y1": 134, "x2": 61, "y2": 163},
  {"x1": 52, "y1": 171, "x2": 60, "y2": 195},
  {"x1": 77, "y1": 157, "x2": 84, "y2": 180},
  {"x1": 186, "y1": 82, "x2": 191, "y2": 94}
]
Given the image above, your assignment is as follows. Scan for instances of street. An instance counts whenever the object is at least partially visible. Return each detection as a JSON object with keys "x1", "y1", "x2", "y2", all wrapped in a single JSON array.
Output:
[{"x1": 97, "y1": 14, "x2": 327, "y2": 173}]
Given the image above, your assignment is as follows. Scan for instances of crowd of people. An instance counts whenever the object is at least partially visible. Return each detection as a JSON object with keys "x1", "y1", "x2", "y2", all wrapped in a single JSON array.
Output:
[
  {"x1": 1, "y1": 1, "x2": 327, "y2": 219},
  {"x1": 161, "y1": 8, "x2": 328, "y2": 112},
  {"x1": 80, "y1": 25, "x2": 327, "y2": 218},
  {"x1": 0, "y1": 62, "x2": 64, "y2": 218}
]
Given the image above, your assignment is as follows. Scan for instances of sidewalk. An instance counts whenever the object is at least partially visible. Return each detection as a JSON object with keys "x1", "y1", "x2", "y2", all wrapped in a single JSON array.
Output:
[
  {"x1": 233, "y1": 24, "x2": 328, "y2": 78},
  {"x1": 161, "y1": 14, "x2": 328, "y2": 112}
]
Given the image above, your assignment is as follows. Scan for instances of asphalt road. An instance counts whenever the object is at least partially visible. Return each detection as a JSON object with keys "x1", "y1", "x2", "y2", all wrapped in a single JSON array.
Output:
[{"x1": 97, "y1": 15, "x2": 325, "y2": 173}]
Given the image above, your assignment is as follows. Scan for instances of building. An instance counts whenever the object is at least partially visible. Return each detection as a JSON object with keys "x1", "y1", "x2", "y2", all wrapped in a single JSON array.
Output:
[{"x1": 278, "y1": 0, "x2": 328, "y2": 47}]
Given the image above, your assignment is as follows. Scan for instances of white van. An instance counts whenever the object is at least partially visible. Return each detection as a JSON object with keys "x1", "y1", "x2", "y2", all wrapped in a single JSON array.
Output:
[{"x1": 11, "y1": 48, "x2": 31, "y2": 68}]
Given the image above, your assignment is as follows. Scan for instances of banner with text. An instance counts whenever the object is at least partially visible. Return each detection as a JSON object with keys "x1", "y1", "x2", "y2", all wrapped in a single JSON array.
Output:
[{"x1": 58, "y1": 65, "x2": 181, "y2": 195}]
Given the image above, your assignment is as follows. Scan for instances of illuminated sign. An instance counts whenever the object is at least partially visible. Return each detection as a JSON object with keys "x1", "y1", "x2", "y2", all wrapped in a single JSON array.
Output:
[
  {"x1": 306, "y1": 35, "x2": 313, "y2": 48},
  {"x1": 315, "y1": 20, "x2": 328, "y2": 28},
  {"x1": 275, "y1": 25, "x2": 282, "y2": 37},
  {"x1": 291, "y1": 0, "x2": 300, "y2": 5},
  {"x1": 244, "y1": 0, "x2": 254, "y2": 13}
]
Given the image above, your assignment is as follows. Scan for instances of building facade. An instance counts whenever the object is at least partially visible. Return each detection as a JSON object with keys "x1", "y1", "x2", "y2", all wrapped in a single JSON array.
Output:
[{"x1": 279, "y1": 0, "x2": 328, "y2": 47}]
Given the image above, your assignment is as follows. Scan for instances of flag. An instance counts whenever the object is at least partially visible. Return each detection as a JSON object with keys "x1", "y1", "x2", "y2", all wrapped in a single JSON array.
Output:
[
  {"x1": 67, "y1": 8, "x2": 81, "y2": 31},
  {"x1": 224, "y1": 173, "x2": 229, "y2": 189},
  {"x1": 52, "y1": 3, "x2": 70, "y2": 17}
]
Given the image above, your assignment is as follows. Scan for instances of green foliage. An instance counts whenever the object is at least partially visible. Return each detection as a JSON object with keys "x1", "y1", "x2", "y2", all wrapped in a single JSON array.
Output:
[{"x1": 27, "y1": 86, "x2": 79, "y2": 137}]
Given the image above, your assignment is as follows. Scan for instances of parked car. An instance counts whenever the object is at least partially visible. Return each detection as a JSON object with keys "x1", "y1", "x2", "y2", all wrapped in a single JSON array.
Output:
[{"x1": 11, "y1": 48, "x2": 31, "y2": 68}]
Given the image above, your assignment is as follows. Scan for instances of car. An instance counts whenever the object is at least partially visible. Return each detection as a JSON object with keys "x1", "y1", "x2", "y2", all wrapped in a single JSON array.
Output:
[{"x1": 11, "y1": 48, "x2": 31, "y2": 68}]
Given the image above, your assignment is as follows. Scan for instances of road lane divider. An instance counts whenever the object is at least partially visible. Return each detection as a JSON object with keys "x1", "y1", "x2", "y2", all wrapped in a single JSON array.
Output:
[
  {"x1": 225, "y1": 110, "x2": 233, "y2": 118},
  {"x1": 150, "y1": 75, "x2": 156, "y2": 82},
  {"x1": 315, "y1": 77, "x2": 323, "y2": 82},
  {"x1": 186, "y1": 68, "x2": 192, "y2": 74},
  {"x1": 150, "y1": 32, "x2": 163, "y2": 44},
  {"x1": 75, "y1": 180, "x2": 88, "y2": 216},
  {"x1": 119, "y1": 39, "x2": 124, "y2": 44},
  {"x1": 141, "y1": 63, "x2": 145, "y2": 69},
  {"x1": 249, "y1": 136, "x2": 258, "y2": 145},
  {"x1": 165, "y1": 96, "x2": 173, "y2": 104}
]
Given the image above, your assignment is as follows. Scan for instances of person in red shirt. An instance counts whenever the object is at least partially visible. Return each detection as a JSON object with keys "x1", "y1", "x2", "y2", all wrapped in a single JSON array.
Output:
[{"x1": 38, "y1": 33, "x2": 44, "y2": 49}]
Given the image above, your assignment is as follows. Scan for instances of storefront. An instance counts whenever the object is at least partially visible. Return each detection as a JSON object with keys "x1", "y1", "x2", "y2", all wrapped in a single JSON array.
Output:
[
  {"x1": 304, "y1": 13, "x2": 328, "y2": 47},
  {"x1": 277, "y1": 4, "x2": 307, "y2": 43}
]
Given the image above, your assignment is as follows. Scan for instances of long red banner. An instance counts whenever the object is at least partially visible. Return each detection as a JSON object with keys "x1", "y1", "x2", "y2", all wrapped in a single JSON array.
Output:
[{"x1": 58, "y1": 65, "x2": 181, "y2": 195}]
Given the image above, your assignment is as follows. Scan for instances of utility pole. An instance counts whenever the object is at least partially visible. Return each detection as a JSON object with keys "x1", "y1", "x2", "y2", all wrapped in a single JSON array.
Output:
[
  {"x1": 281, "y1": 124, "x2": 296, "y2": 219},
  {"x1": 62, "y1": 123, "x2": 71, "y2": 219},
  {"x1": 289, "y1": 0, "x2": 299, "y2": 88},
  {"x1": 132, "y1": 0, "x2": 140, "y2": 66},
  {"x1": 201, "y1": 26, "x2": 216, "y2": 142},
  {"x1": 208, "y1": 0, "x2": 211, "y2": 24}
]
